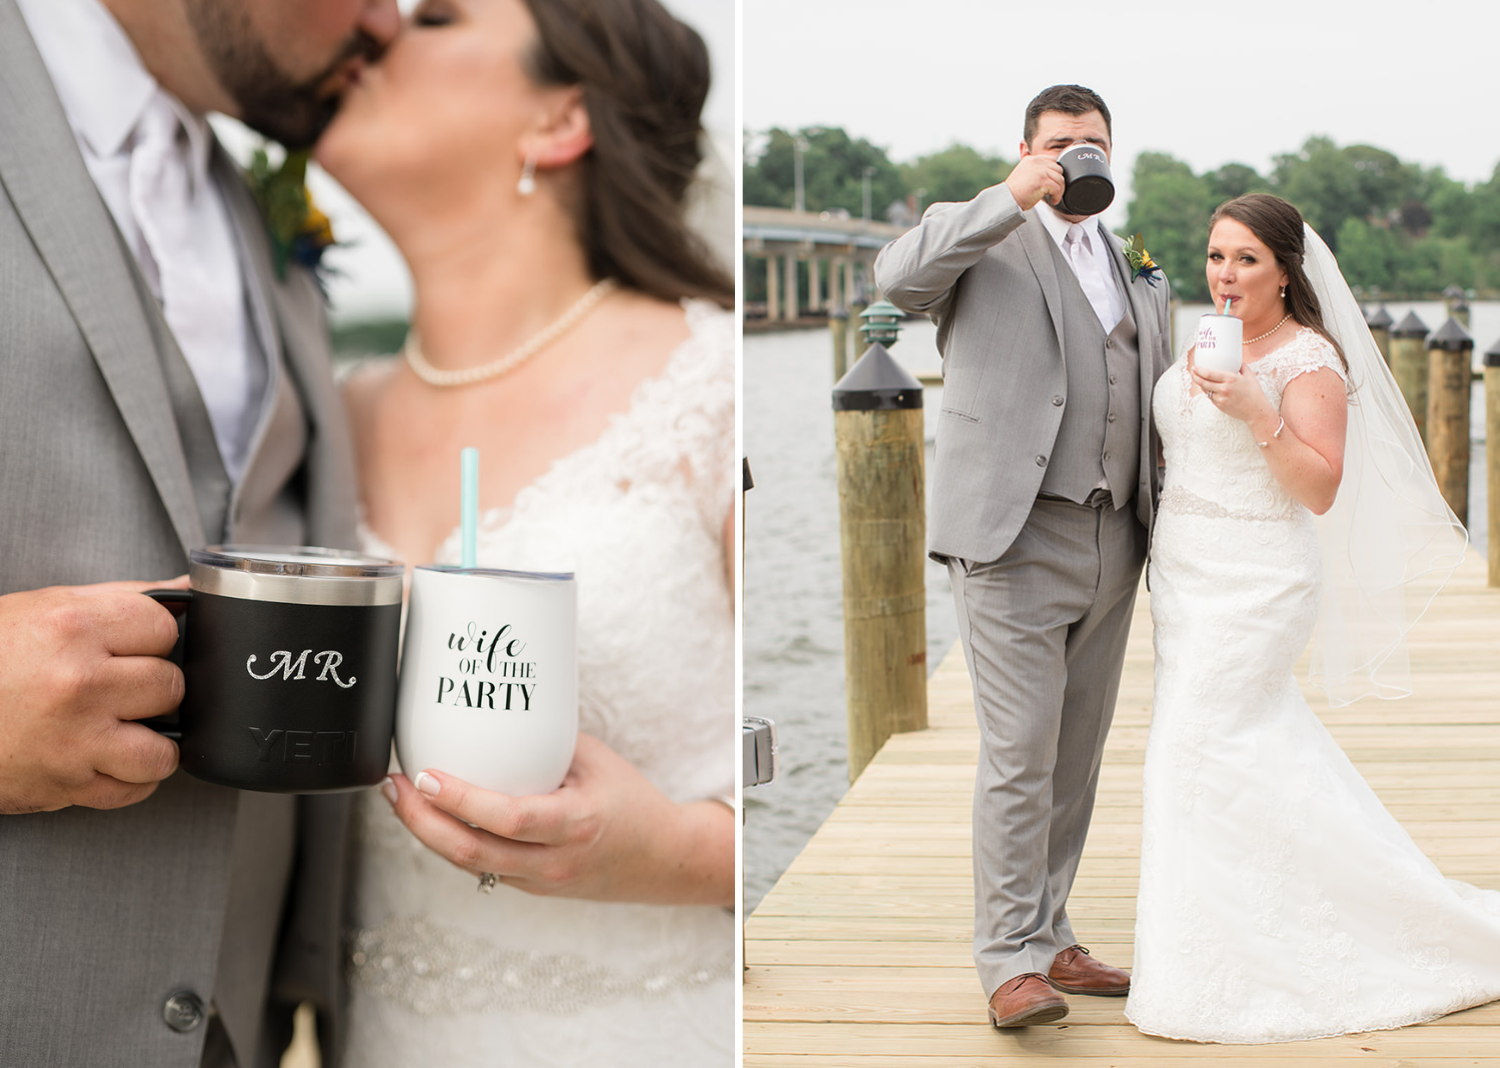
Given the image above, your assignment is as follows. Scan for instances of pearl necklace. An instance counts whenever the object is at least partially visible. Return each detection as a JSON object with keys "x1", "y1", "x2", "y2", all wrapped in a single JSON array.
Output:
[
  {"x1": 1245, "y1": 312, "x2": 1292, "y2": 345},
  {"x1": 404, "y1": 278, "x2": 618, "y2": 388}
]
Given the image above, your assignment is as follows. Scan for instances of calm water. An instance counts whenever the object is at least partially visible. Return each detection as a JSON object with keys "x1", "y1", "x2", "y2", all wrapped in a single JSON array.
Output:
[{"x1": 743, "y1": 306, "x2": 1496, "y2": 912}]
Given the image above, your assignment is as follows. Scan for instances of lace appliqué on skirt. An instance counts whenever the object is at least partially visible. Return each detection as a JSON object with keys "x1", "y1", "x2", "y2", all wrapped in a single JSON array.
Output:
[{"x1": 1129, "y1": 329, "x2": 1500, "y2": 1044}]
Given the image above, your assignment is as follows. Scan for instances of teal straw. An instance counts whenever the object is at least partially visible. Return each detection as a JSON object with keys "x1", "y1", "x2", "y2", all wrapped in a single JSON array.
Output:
[
  {"x1": 460, "y1": 447, "x2": 478, "y2": 568},
  {"x1": 1223, "y1": 296, "x2": 1234, "y2": 316}
]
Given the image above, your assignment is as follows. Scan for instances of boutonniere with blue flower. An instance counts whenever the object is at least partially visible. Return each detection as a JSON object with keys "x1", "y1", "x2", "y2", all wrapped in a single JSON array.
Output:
[
  {"x1": 247, "y1": 147, "x2": 336, "y2": 282},
  {"x1": 1122, "y1": 233, "x2": 1162, "y2": 287}
]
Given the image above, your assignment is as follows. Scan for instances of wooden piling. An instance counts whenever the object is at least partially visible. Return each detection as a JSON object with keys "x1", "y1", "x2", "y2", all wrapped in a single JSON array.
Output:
[
  {"x1": 829, "y1": 309, "x2": 849, "y2": 382},
  {"x1": 1427, "y1": 317, "x2": 1473, "y2": 526},
  {"x1": 1390, "y1": 311, "x2": 1430, "y2": 444},
  {"x1": 832, "y1": 344, "x2": 927, "y2": 782},
  {"x1": 1487, "y1": 336, "x2": 1500, "y2": 588},
  {"x1": 1366, "y1": 305, "x2": 1393, "y2": 365},
  {"x1": 1443, "y1": 285, "x2": 1471, "y2": 330}
]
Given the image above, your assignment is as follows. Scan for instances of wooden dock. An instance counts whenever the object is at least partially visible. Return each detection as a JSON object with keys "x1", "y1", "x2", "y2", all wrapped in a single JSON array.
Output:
[{"x1": 744, "y1": 552, "x2": 1500, "y2": 1066}]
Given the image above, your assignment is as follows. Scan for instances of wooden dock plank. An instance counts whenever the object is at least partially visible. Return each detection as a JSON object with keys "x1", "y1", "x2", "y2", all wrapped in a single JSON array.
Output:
[{"x1": 744, "y1": 553, "x2": 1500, "y2": 1064}]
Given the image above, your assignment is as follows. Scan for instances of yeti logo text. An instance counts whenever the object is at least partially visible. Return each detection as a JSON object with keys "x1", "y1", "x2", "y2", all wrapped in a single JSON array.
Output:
[
  {"x1": 246, "y1": 649, "x2": 357, "y2": 688},
  {"x1": 249, "y1": 728, "x2": 358, "y2": 765}
]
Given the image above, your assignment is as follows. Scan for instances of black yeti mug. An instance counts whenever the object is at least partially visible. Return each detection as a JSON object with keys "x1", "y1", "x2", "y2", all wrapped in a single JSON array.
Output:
[
  {"x1": 146, "y1": 546, "x2": 405, "y2": 793},
  {"x1": 1056, "y1": 142, "x2": 1114, "y2": 216}
]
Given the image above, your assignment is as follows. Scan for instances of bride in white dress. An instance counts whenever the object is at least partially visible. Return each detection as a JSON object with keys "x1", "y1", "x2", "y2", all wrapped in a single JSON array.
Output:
[
  {"x1": 1128, "y1": 194, "x2": 1500, "y2": 1043},
  {"x1": 312, "y1": 1, "x2": 735, "y2": 1064}
]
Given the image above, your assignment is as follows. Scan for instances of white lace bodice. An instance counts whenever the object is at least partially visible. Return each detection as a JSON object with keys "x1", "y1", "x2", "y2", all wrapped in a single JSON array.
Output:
[
  {"x1": 345, "y1": 299, "x2": 736, "y2": 1066},
  {"x1": 1156, "y1": 328, "x2": 1347, "y2": 524}
]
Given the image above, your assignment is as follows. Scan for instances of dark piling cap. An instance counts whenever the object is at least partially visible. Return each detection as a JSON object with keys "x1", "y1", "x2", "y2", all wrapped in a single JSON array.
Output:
[
  {"x1": 1366, "y1": 305, "x2": 1393, "y2": 330},
  {"x1": 828, "y1": 307, "x2": 850, "y2": 322},
  {"x1": 1485, "y1": 335, "x2": 1500, "y2": 368},
  {"x1": 1443, "y1": 284, "x2": 1465, "y2": 300},
  {"x1": 832, "y1": 343, "x2": 924, "y2": 411},
  {"x1": 1391, "y1": 311, "x2": 1429, "y2": 339},
  {"x1": 1427, "y1": 316, "x2": 1473, "y2": 351}
]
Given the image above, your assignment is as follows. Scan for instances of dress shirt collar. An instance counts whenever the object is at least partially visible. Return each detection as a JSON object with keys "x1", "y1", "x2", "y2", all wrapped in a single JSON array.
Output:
[
  {"x1": 1035, "y1": 199, "x2": 1107, "y2": 253},
  {"x1": 17, "y1": 0, "x2": 213, "y2": 190}
]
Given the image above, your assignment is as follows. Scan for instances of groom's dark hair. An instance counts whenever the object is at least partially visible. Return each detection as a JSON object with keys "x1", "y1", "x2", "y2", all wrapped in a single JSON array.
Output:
[{"x1": 1023, "y1": 85, "x2": 1112, "y2": 147}]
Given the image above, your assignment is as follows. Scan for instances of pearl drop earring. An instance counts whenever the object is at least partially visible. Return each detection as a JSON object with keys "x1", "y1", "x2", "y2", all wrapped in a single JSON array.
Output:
[{"x1": 517, "y1": 151, "x2": 537, "y2": 196}]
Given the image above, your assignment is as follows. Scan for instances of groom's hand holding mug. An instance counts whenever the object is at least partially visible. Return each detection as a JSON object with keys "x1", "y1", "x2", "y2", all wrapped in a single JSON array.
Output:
[
  {"x1": 1004, "y1": 153, "x2": 1067, "y2": 212},
  {"x1": 0, "y1": 580, "x2": 185, "y2": 814}
]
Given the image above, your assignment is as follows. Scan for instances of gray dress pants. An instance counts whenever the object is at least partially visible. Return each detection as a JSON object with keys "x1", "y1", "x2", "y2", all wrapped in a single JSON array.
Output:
[{"x1": 948, "y1": 496, "x2": 1146, "y2": 996}]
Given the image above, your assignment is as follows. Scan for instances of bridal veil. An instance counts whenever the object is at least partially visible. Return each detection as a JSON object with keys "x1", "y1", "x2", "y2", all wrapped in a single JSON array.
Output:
[{"x1": 1303, "y1": 224, "x2": 1469, "y2": 705}]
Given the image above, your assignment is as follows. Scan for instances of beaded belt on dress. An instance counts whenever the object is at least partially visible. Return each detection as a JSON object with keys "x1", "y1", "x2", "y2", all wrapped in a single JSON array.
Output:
[
  {"x1": 1159, "y1": 485, "x2": 1300, "y2": 523},
  {"x1": 348, "y1": 917, "x2": 734, "y2": 1016}
]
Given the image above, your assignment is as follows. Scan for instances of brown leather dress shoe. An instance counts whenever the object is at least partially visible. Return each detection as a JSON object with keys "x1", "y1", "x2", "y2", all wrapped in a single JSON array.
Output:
[
  {"x1": 987, "y1": 973, "x2": 1069, "y2": 1028},
  {"x1": 1047, "y1": 944, "x2": 1130, "y2": 996}
]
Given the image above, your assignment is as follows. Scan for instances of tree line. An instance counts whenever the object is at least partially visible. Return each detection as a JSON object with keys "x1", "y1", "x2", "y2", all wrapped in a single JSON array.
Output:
[{"x1": 745, "y1": 127, "x2": 1500, "y2": 302}]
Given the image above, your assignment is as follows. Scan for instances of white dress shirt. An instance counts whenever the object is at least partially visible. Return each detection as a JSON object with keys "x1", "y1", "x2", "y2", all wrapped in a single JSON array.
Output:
[
  {"x1": 17, "y1": 0, "x2": 265, "y2": 484},
  {"x1": 1035, "y1": 200, "x2": 1125, "y2": 333}
]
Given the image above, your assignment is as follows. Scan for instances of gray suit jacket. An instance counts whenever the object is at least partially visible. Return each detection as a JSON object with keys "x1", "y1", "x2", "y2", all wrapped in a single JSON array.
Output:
[
  {"x1": 874, "y1": 184, "x2": 1173, "y2": 565},
  {"x1": 0, "y1": 4, "x2": 359, "y2": 1065}
]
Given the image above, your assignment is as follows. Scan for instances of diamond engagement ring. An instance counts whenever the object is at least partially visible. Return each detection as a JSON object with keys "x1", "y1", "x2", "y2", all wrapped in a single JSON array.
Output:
[{"x1": 477, "y1": 872, "x2": 500, "y2": 894}]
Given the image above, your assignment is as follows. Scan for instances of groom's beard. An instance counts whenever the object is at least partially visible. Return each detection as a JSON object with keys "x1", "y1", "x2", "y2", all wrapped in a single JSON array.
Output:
[{"x1": 186, "y1": 7, "x2": 385, "y2": 149}]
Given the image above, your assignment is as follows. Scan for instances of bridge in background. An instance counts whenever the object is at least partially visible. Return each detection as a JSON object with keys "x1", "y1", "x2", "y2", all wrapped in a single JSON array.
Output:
[{"x1": 743, "y1": 207, "x2": 909, "y2": 322}]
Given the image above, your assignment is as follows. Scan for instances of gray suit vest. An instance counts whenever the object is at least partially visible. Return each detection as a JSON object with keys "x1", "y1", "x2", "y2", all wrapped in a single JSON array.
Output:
[{"x1": 1038, "y1": 238, "x2": 1141, "y2": 508}]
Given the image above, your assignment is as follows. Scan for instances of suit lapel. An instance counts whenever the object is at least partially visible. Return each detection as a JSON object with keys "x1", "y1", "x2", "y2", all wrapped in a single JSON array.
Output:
[
  {"x1": 1103, "y1": 228, "x2": 1158, "y2": 343},
  {"x1": 0, "y1": 0, "x2": 204, "y2": 552},
  {"x1": 1017, "y1": 210, "x2": 1068, "y2": 359},
  {"x1": 1102, "y1": 227, "x2": 1168, "y2": 515},
  {"x1": 214, "y1": 146, "x2": 358, "y2": 549}
]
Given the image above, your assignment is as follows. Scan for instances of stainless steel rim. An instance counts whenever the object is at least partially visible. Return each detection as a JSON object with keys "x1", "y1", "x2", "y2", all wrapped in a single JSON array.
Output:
[{"x1": 190, "y1": 546, "x2": 405, "y2": 606}]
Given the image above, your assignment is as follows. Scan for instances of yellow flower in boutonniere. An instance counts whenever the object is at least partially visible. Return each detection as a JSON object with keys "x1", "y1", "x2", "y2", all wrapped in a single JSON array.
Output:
[
  {"x1": 247, "y1": 146, "x2": 337, "y2": 282},
  {"x1": 1123, "y1": 233, "x2": 1163, "y2": 287}
]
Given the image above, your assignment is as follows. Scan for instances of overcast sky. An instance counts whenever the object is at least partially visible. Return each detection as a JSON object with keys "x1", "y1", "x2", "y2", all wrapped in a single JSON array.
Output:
[{"x1": 744, "y1": 0, "x2": 1500, "y2": 227}]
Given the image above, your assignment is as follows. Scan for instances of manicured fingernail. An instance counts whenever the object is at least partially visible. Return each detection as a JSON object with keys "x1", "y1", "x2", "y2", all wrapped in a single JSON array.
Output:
[
  {"x1": 380, "y1": 777, "x2": 397, "y2": 805},
  {"x1": 414, "y1": 771, "x2": 440, "y2": 797}
]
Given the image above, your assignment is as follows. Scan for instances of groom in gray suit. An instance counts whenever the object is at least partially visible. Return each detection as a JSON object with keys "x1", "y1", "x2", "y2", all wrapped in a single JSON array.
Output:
[
  {"x1": 876, "y1": 85, "x2": 1171, "y2": 1028},
  {"x1": 0, "y1": 0, "x2": 396, "y2": 1065}
]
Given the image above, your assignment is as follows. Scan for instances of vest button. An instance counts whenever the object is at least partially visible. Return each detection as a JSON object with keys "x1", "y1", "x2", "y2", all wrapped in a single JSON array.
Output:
[
  {"x1": 1106, "y1": 338, "x2": 1115, "y2": 349},
  {"x1": 1035, "y1": 455, "x2": 1047, "y2": 467},
  {"x1": 1052, "y1": 395, "x2": 1064, "y2": 406},
  {"x1": 1108, "y1": 412, "x2": 1117, "y2": 423},
  {"x1": 1109, "y1": 374, "x2": 1118, "y2": 385},
  {"x1": 162, "y1": 991, "x2": 205, "y2": 1033}
]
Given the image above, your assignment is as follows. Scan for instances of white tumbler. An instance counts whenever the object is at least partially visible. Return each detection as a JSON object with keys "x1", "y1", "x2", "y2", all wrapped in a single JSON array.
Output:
[
  {"x1": 1195, "y1": 313, "x2": 1244, "y2": 374},
  {"x1": 396, "y1": 565, "x2": 578, "y2": 796}
]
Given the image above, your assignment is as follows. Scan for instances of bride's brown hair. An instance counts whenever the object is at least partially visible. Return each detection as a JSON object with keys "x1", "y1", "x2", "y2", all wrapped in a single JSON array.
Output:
[
  {"x1": 520, "y1": 0, "x2": 733, "y2": 310},
  {"x1": 1210, "y1": 194, "x2": 1346, "y2": 370}
]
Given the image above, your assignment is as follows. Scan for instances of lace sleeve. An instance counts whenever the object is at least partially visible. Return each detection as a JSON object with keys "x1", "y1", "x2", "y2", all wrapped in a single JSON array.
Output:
[
  {"x1": 1261, "y1": 329, "x2": 1349, "y2": 400},
  {"x1": 681, "y1": 302, "x2": 736, "y2": 536}
]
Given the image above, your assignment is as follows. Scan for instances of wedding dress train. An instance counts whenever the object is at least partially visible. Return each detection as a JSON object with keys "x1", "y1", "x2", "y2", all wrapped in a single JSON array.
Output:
[
  {"x1": 342, "y1": 300, "x2": 735, "y2": 1066},
  {"x1": 1126, "y1": 329, "x2": 1500, "y2": 1043}
]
